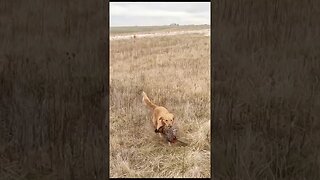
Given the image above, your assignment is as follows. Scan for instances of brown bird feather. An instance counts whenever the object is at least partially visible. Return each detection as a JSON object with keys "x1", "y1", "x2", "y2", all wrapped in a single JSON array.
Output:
[{"x1": 157, "y1": 126, "x2": 188, "y2": 146}]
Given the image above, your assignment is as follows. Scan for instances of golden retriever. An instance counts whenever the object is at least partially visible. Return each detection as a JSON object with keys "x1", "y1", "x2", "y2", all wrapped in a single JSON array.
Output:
[{"x1": 142, "y1": 91, "x2": 175, "y2": 134}]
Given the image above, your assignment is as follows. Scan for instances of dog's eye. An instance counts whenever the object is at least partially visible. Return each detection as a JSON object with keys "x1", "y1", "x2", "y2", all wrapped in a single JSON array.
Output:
[{"x1": 166, "y1": 120, "x2": 168, "y2": 122}]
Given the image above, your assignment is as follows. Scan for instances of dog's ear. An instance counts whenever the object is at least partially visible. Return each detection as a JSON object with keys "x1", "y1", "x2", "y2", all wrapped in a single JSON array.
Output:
[{"x1": 159, "y1": 117, "x2": 165, "y2": 126}]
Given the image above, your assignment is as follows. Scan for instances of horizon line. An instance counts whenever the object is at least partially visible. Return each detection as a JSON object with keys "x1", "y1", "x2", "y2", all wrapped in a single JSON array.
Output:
[{"x1": 110, "y1": 24, "x2": 210, "y2": 28}]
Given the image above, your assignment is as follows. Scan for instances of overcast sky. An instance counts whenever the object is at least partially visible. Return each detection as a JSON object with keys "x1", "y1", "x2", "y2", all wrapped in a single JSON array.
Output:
[{"x1": 110, "y1": 2, "x2": 210, "y2": 27}]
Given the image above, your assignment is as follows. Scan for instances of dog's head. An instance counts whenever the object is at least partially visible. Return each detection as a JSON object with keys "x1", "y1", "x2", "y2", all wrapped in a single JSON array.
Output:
[{"x1": 160, "y1": 113, "x2": 175, "y2": 127}]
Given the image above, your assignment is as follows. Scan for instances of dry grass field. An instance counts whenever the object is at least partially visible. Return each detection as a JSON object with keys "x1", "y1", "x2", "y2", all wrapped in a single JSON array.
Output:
[
  {"x1": 110, "y1": 25, "x2": 209, "y2": 35},
  {"x1": 109, "y1": 29, "x2": 210, "y2": 178}
]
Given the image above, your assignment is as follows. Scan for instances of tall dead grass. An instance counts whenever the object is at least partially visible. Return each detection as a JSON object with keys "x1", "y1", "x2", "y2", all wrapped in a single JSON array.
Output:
[{"x1": 110, "y1": 33, "x2": 210, "y2": 178}]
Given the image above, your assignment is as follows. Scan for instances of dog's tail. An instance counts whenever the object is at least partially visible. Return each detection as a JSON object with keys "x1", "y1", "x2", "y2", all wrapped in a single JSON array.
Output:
[{"x1": 142, "y1": 91, "x2": 157, "y2": 110}]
